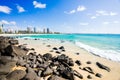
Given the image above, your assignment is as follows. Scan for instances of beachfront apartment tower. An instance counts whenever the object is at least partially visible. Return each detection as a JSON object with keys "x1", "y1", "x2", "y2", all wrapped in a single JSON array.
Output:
[
  {"x1": 47, "y1": 28, "x2": 50, "y2": 33},
  {"x1": 34, "y1": 27, "x2": 36, "y2": 33}
]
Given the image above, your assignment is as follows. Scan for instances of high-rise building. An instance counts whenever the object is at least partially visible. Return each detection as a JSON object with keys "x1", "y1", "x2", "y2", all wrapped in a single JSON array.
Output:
[
  {"x1": 27, "y1": 27, "x2": 31, "y2": 33},
  {"x1": 46, "y1": 28, "x2": 50, "y2": 33},
  {"x1": 34, "y1": 27, "x2": 36, "y2": 33},
  {"x1": 43, "y1": 28, "x2": 45, "y2": 33},
  {"x1": 0, "y1": 24, "x2": 3, "y2": 33}
]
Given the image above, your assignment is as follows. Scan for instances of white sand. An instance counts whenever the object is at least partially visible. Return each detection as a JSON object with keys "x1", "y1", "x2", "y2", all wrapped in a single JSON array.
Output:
[{"x1": 17, "y1": 38, "x2": 120, "y2": 80}]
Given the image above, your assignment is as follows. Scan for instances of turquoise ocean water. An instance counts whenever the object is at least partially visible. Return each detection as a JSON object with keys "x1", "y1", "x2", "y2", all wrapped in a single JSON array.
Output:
[{"x1": 16, "y1": 34, "x2": 120, "y2": 62}]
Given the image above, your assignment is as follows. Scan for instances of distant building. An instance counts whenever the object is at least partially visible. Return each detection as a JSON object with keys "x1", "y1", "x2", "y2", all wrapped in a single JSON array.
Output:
[
  {"x1": 0, "y1": 24, "x2": 3, "y2": 33},
  {"x1": 43, "y1": 28, "x2": 46, "y2": 33},
  {"x1": 34, "y1": 27, "x2": 36, "y2": 33},
  {"x1": 46, "y1": 28, "x2": 50, "y2": 33},
  {"x1": 27, "y1": 27, "x2": 31, "y2": 33}
]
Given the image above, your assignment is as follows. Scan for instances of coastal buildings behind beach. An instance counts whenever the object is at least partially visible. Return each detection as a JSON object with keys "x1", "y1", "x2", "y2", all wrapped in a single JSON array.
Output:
[{"x1": 0, "y1": 24, "x2": 60, "y2": 34}]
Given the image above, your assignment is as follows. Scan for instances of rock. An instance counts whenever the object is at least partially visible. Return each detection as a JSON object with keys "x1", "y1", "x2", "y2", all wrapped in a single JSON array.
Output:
[
  {"x1": 75, "y1": 60, "x2": 81, "y2": 66},
  {"x1": 61, "y1": 68, "x2": 74, "y2": 80},
  {"x1": 87, "y1": 75, "x2": 92, "y2": 79},
  {"x1": 6, "y1": 70, "x2": 26, "y2": 80},
  {"x1": 0, "y1": 56, "x2": 16, "y2": 75},
  {"x1": 55, "y1": 51, "x2": 61, "y2": 54},
  {"x1": 0, "y1": 37, "x2": 10, "y2": 54},
  {"x1": 43, "y1": 53, "x2": 52, "y2": 61},
  {"x1": 42, "y1": 67, "x2": 53, "y2": 76},
  {"x1": 68, "y1": 58, "x2": 74, "y2": 66},
  {"x1": 53, "y1": 47, "x2": 58, "y2": 50},
  {"x1": 47, "y1": 45, "x2": 51, "y2": 47},
  {"x1": 95, "y1": 73, "x2": 102, "y2": 78},
  {"x1": 86, "y1": 61, "x2": 91, "y2": 64},
  {"x1": 75, "y1": 53, "x2": 80, "y2": 55},
  {"x1": 30, "y1": 48, "x2": 35, "y2": 50},
  {"x1": 83, "y1": 67, "x2": 94, "y2": 74},
  {"x1": 48, "y1": 75, "x2": 67, "y2": 80},
  {"x1": 73, "y1": 70, "x2": 83, "y2": 79},
  {"x1": 0, "y1": 75, "x2": 7, "y2": 80},
  {"x1": 24, "y1": 67, "x2": 38, "y2": 80},
  {"x1": 4, "y1": 45, "x2": 28, "y2": 57},
  {"x1": 9, "y1": 39, "x2": 18, "y2": 45},
  {"x1": 59, "y1": 46, "x2": 65, "y2": 50},
  {"x1": 37, "y1": 70, "x2": 42, "y2": 77},
  {"x1": 96, "y1": 62, "x2": 110, "y2": 72}
]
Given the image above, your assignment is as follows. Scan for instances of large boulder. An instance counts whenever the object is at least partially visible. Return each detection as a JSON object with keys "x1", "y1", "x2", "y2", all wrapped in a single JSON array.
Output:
[
  {"x1": 42, "y1": 67, "x2": 53, "y2": 76},
  {"x1": 6, "y1": 70, "x2": 26, "y2": 80},
  {"x1": 23, "y1": 67, "x2": 38, "y2": 80},
  {"x1": 48, "y1": 75, "x2": 67, "y2": 80},
  {"x1": 0, "y1": 37, "x2": 10, "y2": 54},
  {"x1": 4, "y1": 45, "x2": 28, "y2": 57},
  {"x1": 0, "y1": 56, "x2": 16, "y2": 75}
]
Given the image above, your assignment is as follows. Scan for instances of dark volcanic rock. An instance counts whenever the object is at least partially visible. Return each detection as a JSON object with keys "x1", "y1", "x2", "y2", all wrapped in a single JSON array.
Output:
[
  {"x1": 9, "y1": 39, "x2": 19, "y2": 45},
  {"x1": 24, "y1": 67, "x2": 38, "y2": 80},
  {"x1": 57, "y1": 54, "x2": 74, "y2": 66},
  {"x1": 0, "y1": 37, "x2": 10, "y2": 54},
  {"x1": 87, "y1": 75, "x2": 92, "y2": 79},
  {"x1": 55, "y1": 51, "x2": 61, "y2": 54},
  {"x1": 42, "y1": 67, "x2": 53, "y2": 76},
  {"x1": 73, "y1": 70, "x2": 83, "y2": 79},
  {"x1": 4, "y1": 45, "x2": 28, "y2": 57},
  {"x1": 86, "y1": 61, "x2": 91, "y2": 64},
  {"x1": 83, "y1": 67, "x2": 94, "y2": 74},
  {"x1": 0, "y1": 56, "x2": 16, "y2": 75},
  {"x1": 61, "y1": 68, "x2": 74, "y2": 80},
  {"x1": 59, "y1": 46, "x2": 65, "y2": 50},
  {"x1": 95, "y1": 73, "x2": 102, "y2": 78},
  {"x1": 48, "y1": 75, "x2": 67, "y2": 80},
  {"x1": 43, "y1": 53, "x2": 52, "y2": 61},
  {"x1": 53, "y1": 47, "x2": 58, "y2": 50},
  {"x1": 0, "y1": 75, "x2": 7, "y2": 80},
  {"x1": 6, "y1": 70, "x2": 26, "y2": 80},
  {"x1": 96, "y1": 62, "x2": 110, "y2": 72},
  {"x1": 75, "y1": 60, "x2": 81, "y2": 66}
]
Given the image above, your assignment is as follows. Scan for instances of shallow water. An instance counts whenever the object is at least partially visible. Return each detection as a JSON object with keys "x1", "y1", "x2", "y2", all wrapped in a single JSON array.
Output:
[{"x1": 15, "y1": 34, "x2": 120, "y2": 61}]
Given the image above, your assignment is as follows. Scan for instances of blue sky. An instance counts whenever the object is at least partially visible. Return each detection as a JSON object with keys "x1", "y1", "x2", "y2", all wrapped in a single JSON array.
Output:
[{"x1": 0, "y1": 0, "x2": 120, "y2": 33}]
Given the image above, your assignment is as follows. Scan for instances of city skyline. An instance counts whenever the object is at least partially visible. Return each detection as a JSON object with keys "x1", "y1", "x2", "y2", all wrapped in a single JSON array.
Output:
[{"x1": 0, "y1": 0, "x2": 120, "y2": 34}]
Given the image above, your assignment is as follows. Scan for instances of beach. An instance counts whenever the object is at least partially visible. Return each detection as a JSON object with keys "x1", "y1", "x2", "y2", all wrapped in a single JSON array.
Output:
[
  {"x1": 17, "y1": 38, "x2": 120, "y2": 80},
  {"x1": 0, "y1": 34, "x2": 120, "y2": 80}
]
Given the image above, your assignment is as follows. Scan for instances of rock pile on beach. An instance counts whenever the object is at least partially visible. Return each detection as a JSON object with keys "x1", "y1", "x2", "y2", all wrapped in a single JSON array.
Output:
[{"x1": 0, "y1": 36, "x2": 111, "y2": 80}]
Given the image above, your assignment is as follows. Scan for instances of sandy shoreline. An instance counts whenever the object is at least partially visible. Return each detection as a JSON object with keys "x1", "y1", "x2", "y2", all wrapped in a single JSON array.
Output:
[{"x1": 17, "y1": 38, "x2": 120, "y2": 80}]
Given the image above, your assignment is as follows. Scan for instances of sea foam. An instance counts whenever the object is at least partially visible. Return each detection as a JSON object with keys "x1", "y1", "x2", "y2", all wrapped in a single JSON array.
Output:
[{"x1": 75, "y1": 41, "x2": 120, "y2": 62}]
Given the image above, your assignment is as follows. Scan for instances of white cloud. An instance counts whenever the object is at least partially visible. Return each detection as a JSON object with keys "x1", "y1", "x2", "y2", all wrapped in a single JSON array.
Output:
[
  {"x1": 17, "y1": 5, "x2": 25, "y2": 13},
  {"x1": 91, "y1": 16, "x2": 96, "y2": 19},
  {"x1": 96, "y1": 10, "x2": 118, "y2": 16},
  {"x1": 103, "y1": 22, "x2": 109, "y2": 25},
  {"x1": 110, "y1": 12, "x2": 118, "y2": 16},
  {"x1": 65, "y1": 5, "x2": 86, "y2": 14},
  {"x1": 69, "y1": 10, "x2": 76, "y2": 14},
  {"x1": 80, "y1": 22, "x2": 89, "y2": 26},
  {"x1": 113, "y1": 21, "x2": 119, "y2": 23},
  {"x1": 0, "y1": 5, "x2": 12, "y2": 14},
  {"x1": 0, "y1": 20, "x2": 16, "y2": 25},
  {"x1": 33, "y1": 1, "x2": 46, "y2": 8},
  {"x1": 64, "y1": 10, "x2": 76, "y2": 14},
  {"x1": 77, "y1": 6, "x2": 86, "y2": 12}
]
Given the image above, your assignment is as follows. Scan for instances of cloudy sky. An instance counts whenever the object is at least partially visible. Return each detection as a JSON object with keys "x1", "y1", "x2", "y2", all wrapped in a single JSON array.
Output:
[{"x1": 0, "y1": 0, "x2": 120, "y2": 33}]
